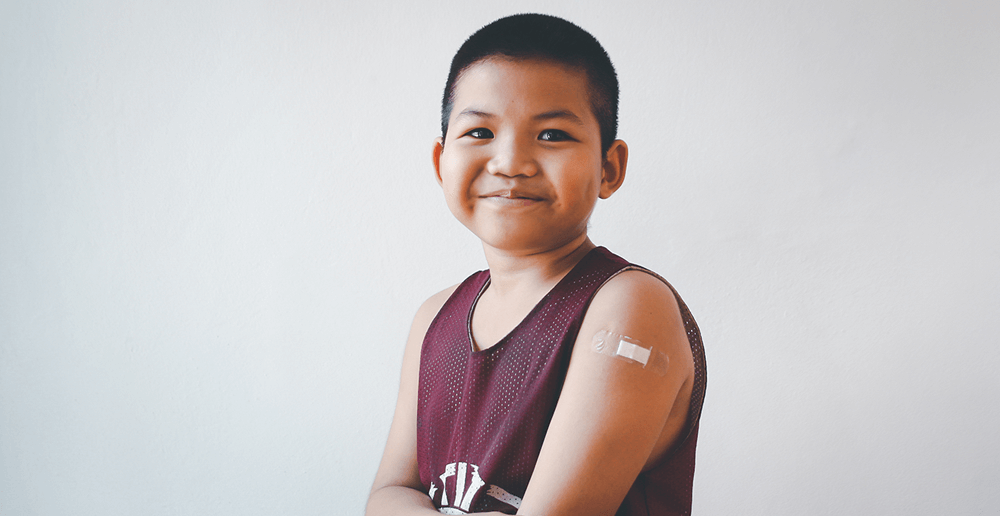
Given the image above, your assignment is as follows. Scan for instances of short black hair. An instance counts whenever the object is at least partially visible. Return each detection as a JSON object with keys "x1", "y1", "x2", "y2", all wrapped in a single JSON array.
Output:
[{"x1": 441, "y1": 13, "x2": 619, "y2": 153}]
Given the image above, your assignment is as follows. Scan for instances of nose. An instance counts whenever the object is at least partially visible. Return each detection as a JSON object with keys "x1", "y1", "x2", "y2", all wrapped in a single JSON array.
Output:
[{"x1": 486, "y1": 134, "x2": 539, "y2": 177}]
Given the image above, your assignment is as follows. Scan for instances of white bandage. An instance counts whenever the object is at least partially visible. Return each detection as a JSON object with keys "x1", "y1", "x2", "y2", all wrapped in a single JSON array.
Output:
[
  {"x1": 616, "y1": 339, "x2": 651, "y2": 365},
  {"x1": 592, "y1": 330, "x2": 669, "y2": 376}
]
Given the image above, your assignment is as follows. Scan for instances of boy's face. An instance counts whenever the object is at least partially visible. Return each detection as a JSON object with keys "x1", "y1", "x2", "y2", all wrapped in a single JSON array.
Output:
[{"x1": 433, "y1": 58, "x2": 625, "y2": 255}]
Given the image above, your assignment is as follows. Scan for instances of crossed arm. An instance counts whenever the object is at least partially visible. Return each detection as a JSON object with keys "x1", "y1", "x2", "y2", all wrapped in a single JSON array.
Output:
[{"x1": 365, "y1": 270, "x2": 694, "y2": 516}]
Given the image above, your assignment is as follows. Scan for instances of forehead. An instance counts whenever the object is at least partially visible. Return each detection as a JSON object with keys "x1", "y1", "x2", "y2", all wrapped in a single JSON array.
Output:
[{"x1": 451, "y1": 58, "x2": 596, "y2": 124}]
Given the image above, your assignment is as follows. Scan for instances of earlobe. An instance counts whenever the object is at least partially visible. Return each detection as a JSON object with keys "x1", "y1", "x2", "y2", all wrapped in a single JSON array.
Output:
[
  {"x1": 432, "y1": 137, "x2": 445, "y2": 186},
  {"x1": 599, "y1": 140, "x2": 628, "y2": 199}
]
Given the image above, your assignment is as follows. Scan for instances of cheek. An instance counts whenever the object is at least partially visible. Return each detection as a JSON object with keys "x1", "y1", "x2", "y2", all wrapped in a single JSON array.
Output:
[
  {"x1": 570, "y1": 157, "x2": 604, "y2": 196},
  {"x1": 439, "y1": 150, "x2": 472, "y2": 180},
  {"x1": 437, "y1": 155, "x2": 459, "y2": 188},
  {"x1": 437, "y1": 156, "x2": 473, "y2": 212},
  {"x1": 442, "y1": 152, "x2": 487, "y2": 196}
]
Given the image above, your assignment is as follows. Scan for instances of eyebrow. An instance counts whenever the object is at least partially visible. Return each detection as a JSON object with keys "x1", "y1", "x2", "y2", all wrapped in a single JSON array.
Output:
[
  {"x1": 533, "y1": 110, "x2": 586, "y2": 126},
  {"x1": 455, "y1": 109, "x2": 495, "y2": 121},
  {"x1": 454, "y1": 109, "x2": 586, "y2": 126}
]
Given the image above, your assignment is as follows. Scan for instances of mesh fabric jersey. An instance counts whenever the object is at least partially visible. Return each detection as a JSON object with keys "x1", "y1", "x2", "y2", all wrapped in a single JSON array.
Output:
[{"x1": 417, "y1": 247, "x2": 707, "y2": 515}]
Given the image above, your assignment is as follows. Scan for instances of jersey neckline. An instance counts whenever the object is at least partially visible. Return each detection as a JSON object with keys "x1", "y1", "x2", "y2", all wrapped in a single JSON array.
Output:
[{"x1": 465, "y1": 246, "x2": 609, "y2": 354}]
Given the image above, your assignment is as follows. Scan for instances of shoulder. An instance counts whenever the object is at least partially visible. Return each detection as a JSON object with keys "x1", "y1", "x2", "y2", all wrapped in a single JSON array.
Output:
[
  {"x1": 578, "y1": 267, "x2": 694, "y2": 381},
  {"x1": 589, "y1": 268, "x2": 685, "y2": 338},
  {"x1": 593, "y1": 267, "x2": 680, "y2": 315},
  {"x1": 410, "y1": 283, "x2": 461, "y2": 338}
]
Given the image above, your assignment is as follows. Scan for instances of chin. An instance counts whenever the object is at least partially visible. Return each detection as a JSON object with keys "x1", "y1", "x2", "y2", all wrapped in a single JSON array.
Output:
[{"x1": 480, "y1": 229, "x2": 584, "y2": 255}]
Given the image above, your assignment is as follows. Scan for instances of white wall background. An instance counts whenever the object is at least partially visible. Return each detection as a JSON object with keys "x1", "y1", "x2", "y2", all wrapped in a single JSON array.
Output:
[{"x1": 2, "y1": 0, "x2": 997, "y2": 514}]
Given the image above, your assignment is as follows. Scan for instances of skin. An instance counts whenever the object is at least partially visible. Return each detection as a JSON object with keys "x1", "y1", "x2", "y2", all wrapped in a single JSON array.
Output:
[{"x1": 366, "y1": 58, "x2": 694, "y2": 516}]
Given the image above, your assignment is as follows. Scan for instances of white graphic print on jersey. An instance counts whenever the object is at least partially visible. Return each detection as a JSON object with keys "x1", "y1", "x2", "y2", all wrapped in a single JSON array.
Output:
[
  {"x1": 430, "y1": 462, "x2": 485, "y2": 513},
  {"x1": 429, "y1": 461, "x2": 523, "y2": 514}
]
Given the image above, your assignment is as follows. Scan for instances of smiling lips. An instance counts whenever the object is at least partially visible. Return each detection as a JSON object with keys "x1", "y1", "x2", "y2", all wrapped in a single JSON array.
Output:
[
  {"x1": 479, "y1": 190, "x2": 545, "y2": 206},
  {"x1": 480, "y1": 189, "x2": 544, "y2": 200}
]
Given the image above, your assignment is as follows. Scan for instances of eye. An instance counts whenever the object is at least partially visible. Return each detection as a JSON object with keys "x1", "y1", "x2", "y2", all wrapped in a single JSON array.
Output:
[
  {"x1": 538, "y1": 129, "x2": 573, "y2": 142},
  {"x1": 464, "y1": 128, "x2": 494, "y2": 139}
]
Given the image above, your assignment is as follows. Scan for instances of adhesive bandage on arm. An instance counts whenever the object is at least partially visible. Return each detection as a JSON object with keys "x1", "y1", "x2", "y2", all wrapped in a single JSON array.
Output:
[{"x1": 591, "y1": 330, "x2": 669, "y2": 376}]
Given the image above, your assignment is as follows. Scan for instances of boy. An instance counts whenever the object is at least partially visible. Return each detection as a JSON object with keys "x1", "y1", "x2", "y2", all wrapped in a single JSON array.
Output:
[{"x1": 366, "y1": 14, "x2": 706, "y2": 516}]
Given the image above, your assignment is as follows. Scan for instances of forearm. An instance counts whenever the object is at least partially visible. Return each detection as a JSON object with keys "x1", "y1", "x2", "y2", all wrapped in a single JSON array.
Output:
[
  {"x1": 365, "y1": 485, "x2": 440, "y2": 516},
  {"x1": 366, "y1": 485, "x2": 510, "y2": 516}
]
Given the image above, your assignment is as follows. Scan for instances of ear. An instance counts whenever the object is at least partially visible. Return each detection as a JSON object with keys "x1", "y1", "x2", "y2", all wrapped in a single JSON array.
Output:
[
  {"x1": 599, "y1": 139, "x2": 628, "y2": 199},
  {"x1": 432, "y1": 137, "x2": 445, "y2": 186}
]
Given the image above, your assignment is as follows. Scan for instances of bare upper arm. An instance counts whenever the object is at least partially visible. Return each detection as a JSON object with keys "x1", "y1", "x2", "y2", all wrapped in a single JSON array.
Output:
[
  {"x1": 368, "y1": 285, "x2": 459, "y2": 496},
  {"x1": 517, "y1": 269, "x2": 694, "y2": 516}
]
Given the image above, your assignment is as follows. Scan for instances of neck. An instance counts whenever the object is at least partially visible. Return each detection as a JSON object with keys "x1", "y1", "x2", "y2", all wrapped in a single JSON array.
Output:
[{"x1": 481, "y1": 235, "x2": 597, "y2": 297}]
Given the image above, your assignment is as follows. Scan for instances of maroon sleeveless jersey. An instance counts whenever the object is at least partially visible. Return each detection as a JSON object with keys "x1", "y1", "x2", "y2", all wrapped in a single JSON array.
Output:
[{"x1": 417, "y1": 247, "x2": 707, "y2": 515}]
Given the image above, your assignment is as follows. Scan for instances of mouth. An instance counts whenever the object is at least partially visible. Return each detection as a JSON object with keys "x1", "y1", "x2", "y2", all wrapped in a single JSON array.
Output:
[{"x1": 480, "y1": 190, "x2": 544, "y2": 201}]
